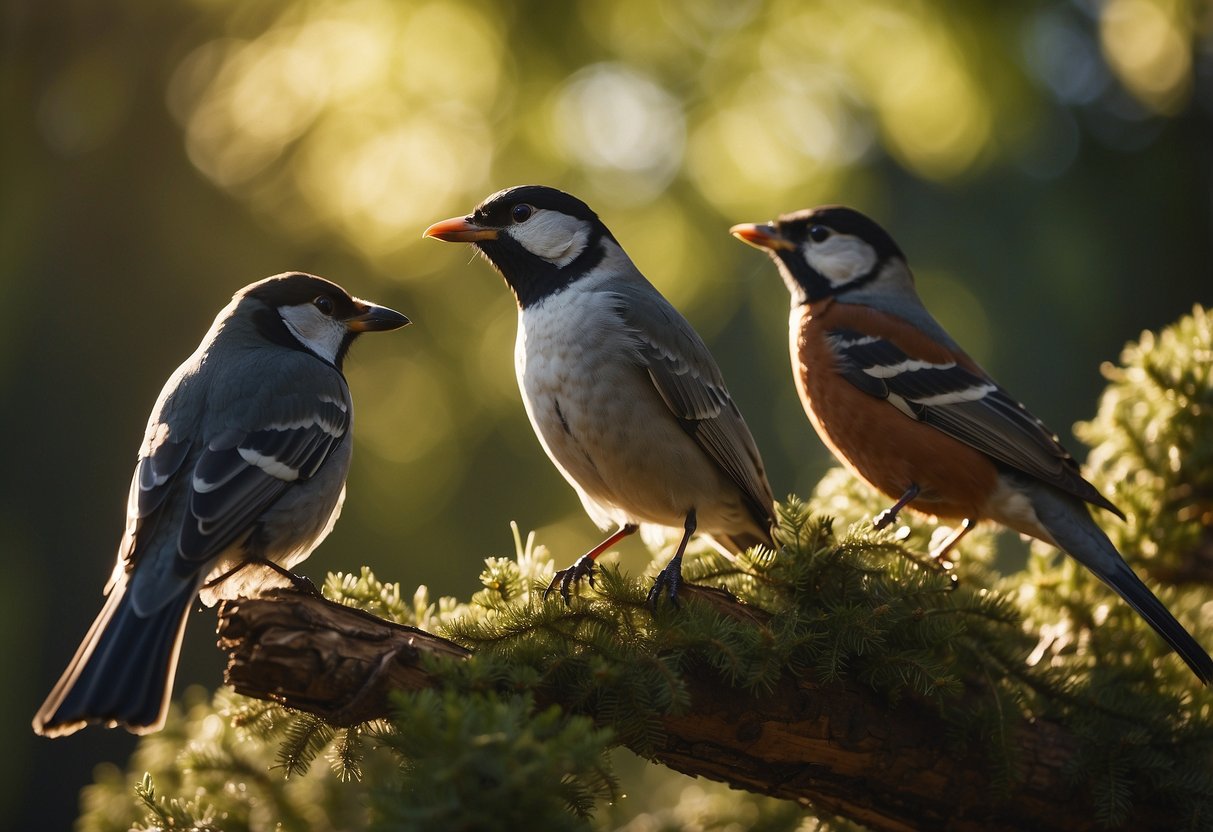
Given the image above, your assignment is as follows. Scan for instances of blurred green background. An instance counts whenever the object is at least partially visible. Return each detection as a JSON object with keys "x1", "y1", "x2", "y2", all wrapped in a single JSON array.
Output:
[{"x1": 3, "y1": 0, "x2": 1210, "y2": 827}]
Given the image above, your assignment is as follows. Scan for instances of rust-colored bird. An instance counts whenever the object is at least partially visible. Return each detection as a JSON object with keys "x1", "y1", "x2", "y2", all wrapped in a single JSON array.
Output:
[{"x1": 732, "y1": 207, "x2": 1212, "y2": 683}]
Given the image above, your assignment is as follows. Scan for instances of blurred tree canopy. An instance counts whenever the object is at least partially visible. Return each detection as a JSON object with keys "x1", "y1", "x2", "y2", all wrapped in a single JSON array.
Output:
[{"x1": 2, "y1": 0, "x2": 1210, "y2": 829}]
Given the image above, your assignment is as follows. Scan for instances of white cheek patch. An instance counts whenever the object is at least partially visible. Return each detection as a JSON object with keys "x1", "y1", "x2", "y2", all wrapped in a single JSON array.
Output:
[
  {"x1": 804, "y1": 235, "x2": 878, "y2": 287},
  {"x1": 279, "y1": 304, "x2": 348, "y2": 364},
  {"x1": 510, "y1": 209, "x2": 591, "y2": 266}
]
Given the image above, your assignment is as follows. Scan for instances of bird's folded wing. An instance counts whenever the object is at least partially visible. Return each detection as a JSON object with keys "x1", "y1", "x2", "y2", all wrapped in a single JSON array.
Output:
[
  {"x1": 611, "y1": 284, "x2": 775, "y2": 523},
  {"x1": 119, "y1": 387, "x2": 350, "y2": 614},
  {"x1": 826, "y1": 328, "x2": 1122, "y2": 516},
  {"x1": 180, "y1": 393, "x2": 351, "y2": 562},
  {"x1": 111, "y1": 434, "x2": 193, "y2": 592}
]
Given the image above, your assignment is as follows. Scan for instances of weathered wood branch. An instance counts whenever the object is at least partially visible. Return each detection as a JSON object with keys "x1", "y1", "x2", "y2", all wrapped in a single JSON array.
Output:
[
  {"x1": 216, "y1": 588, "x2": 1174, "y2": 832},
  {"x1": 217, "y1": 590, "x2": 471, "y2": 726}
]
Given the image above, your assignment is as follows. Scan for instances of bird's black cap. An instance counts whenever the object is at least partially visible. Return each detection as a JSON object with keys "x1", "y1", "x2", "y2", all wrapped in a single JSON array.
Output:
[
  {"x1": 244, "y1": 272, "x2": 363, "y2": 317},
  {"x1": 472, "y1": 185, "x2": 605, "y2": 231},
  {"x1": 446, "y1": 185, "x2": 616, "y2": 308},
  {"x1": 776, "y1": 206, "x2": 905, "y2": 263}
]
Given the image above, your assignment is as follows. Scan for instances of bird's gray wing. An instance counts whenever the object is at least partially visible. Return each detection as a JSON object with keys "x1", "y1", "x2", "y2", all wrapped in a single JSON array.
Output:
[
  {"x1": 826, "y1": 328, "x2": 1122, "y2": 516},
  {"x1": 120, "y1": 371, "x2": 349, "y2": 579},
  {"x1": 115, "y1": 431, "x2": 193, "y2": 580},
  {"x1": 120, "y1": 362, "x2": 352, "y2": 618},
  {"x1": 179, "y1": 385, "x2": 351, "y2": 562},
  {"x1": 609, "y1": 281, "x2": 775, "y2": 526}
]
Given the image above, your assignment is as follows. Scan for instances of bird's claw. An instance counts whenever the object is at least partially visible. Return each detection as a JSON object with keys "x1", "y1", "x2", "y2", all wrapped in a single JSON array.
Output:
[
  {"x1": 872, "y1": 506, "x2": 899, "y2": 530},
  {"x1": 646, "y1": 563, "x2": 683, "y2": 609},
  {"x1": 221, "y1": 558, "x2": 321, "y2": 598},
  {"x1": 874, "y1": 484, "x2": 920, "y2": 530},
  {"x1": 260, "y1": 559, "x2": 323, "y2": 597},
  {"x1": 543, "y1": 555, "x2": 596, "y2": 604},
  {"x1": 287, "y1": 573, "x2": 323, "y2": 597}
]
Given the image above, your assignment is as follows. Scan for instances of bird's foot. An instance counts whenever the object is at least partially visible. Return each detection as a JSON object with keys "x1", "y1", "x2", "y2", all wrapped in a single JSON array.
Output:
[
  {"x1": 543, "y1": 555, "x2": 596, "y2": 605},
  {"x1": 872, "y1": 506, "x2": 900, "y2": 530},
  {"x1": 873, "y1": 483, "x2": 921, "y2": 531},
  {"x1": 929, "y1": 519, "x2": 972, "y2": 563},
  {"x1": 286, "y1": 573, "x2": 323, "y2": 597},
  {"x1": 926, "y1": 544, "x2": 959, "y2": 575},
  {"x1": 646, "y1": 561, "x2": 683, "y2": 609},
  {"x1": 924, "y1": 519, "x2": 972, "y2": 591},
  {"x1": 263, "y1": 560, "x2": 322, "y2": 597},
  {"x1": 202, "y1": 558, "x2": 322, "y2": 598}
]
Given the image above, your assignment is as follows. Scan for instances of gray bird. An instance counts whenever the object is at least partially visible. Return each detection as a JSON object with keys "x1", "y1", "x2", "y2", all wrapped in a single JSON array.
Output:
[
  {"x1": 33, "y1": 272, "x2": 409, "y2": 737},
  {"x1": 424, "y1": 185, "x2": 775, "y2": 605}
]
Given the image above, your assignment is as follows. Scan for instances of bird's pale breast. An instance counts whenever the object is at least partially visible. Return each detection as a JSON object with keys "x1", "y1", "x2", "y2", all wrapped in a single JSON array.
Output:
[{"x1": 516, "y1": 285, "x2": 751, "y2": 532}]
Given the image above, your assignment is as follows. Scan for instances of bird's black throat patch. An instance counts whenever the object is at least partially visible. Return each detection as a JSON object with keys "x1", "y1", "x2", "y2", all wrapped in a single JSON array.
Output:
[{"x1": 476, "y1": 234, "x2": 608, "y2": 309}]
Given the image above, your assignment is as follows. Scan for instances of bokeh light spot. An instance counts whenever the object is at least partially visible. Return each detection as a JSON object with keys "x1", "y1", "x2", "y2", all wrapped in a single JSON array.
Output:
[
  {"x1": 397, "y1": 2, "x2": 505, "y2": 108},
  {"x1": 553, "y1": 63, "x2": 686, "y2": 201},
  {"x1": 1100, "y1": 0, "x2": 1192, "y2": 114}
]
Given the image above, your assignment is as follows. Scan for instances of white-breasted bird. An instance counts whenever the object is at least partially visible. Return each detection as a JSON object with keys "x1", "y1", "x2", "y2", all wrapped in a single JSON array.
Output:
[
  {"x1": 33, "y1": 272, "x2": 409, "y2": 736},
  {"x1": 424, "y1": 185, "x2": 775, "y2": 605},
  {"x1": 731, "y1": 207, "x2": 1213, "y2": 683}
]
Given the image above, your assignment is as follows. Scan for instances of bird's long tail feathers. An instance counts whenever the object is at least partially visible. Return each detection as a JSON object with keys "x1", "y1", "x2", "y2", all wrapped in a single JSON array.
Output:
[
  {"x1": 1032, "y1": 487, "x2": 1213, "y2": 685},
  {"x1": 1097, "y1": 558, "x2": 1213, "y2": 684},
  {"x1": 32, "y1": 580, "x2": 195, "y2": 737}
]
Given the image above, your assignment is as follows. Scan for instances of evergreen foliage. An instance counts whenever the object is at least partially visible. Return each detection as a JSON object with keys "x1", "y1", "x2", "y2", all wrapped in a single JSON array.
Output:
[
  {"x1": 372, "y1": 690, "x2": 615, "y2": 831},
  {"x1": 78, "y1": 688, "x2": 396, "y2": 832},
  {"x1": 78, "y1": 308, "x2": 1213, "y2": 830},
  {"x1": 1076, "y1": 305, "x2": 1213, "y2": 583}
]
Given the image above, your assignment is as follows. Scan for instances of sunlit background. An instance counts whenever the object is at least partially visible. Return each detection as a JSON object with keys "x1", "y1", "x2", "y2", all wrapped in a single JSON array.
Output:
[{"x1": 4, "y1": 0, "x2": 1211, "y2": 827}]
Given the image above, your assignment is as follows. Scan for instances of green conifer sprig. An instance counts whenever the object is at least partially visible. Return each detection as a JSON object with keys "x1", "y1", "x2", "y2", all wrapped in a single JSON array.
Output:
[
  {"x1": 275, "y1": 713, "x2": 335, "y2": 779},
  {"x1": 133, "y1": 772, "x2": 222, "y2": 832},
  {"x1": 79, "y1": 687, "x2": 397, "y2": 832},
  {"x1": 328, "y1": 726, "x2": 369, "y2": 783},
  {"x1": 371, "y1": 690, "x2": 616, "y2": 832}
]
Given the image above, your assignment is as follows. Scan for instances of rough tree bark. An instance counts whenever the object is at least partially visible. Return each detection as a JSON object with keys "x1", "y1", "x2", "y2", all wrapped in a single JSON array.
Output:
[{"x1": 216, "y1": 587, "x2": 1173, "y2": 832}]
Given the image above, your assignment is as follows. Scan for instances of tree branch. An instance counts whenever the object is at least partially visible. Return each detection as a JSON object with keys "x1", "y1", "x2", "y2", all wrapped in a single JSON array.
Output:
[
  {"x1": 216, "y1": 588, "x2": 1175, "y2": 832},
  {"x1": 216, "y1": 589, "x2": 470, "y2": 726}
]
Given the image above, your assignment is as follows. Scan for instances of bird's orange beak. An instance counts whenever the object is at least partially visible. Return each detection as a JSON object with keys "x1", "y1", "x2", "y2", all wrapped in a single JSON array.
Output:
[
  {"x1": 422, "y1": 216, "x2": 499, "y2": 243},
  {"x1": 729, "y1": 223, "x2": 795, "y2": 252}
]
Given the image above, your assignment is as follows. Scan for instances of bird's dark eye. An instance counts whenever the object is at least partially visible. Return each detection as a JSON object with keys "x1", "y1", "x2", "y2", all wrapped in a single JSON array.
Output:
[
  {"x1": 809, "y1": 225, "x2": 831, "y2": 243},
  {"x1": 313, "y1": 295, "x2": 334, "y2": 315},
  {"x1": 511, "y1": 203, "x2": 534, "y2": 223}
]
